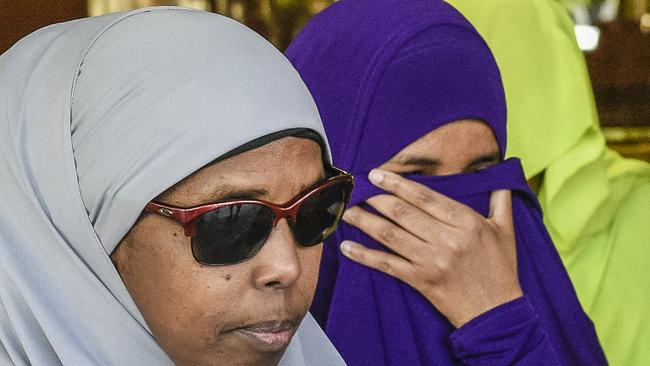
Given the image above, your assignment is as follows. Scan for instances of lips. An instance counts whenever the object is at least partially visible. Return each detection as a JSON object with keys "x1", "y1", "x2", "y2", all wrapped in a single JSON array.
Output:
[{"x1": 230, "y1": 320, "x2": 297, "y2": 353}]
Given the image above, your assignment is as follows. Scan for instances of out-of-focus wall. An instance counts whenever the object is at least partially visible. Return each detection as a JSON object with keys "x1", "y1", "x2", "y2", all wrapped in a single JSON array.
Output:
[
  {"x1": 0, "y1": 0, "x2": 86, "y2": 54},
  {"x1": 1, "y1": 0, "x2": 648, "y2": 161},
  {"x1": 86, "y1": 0, "x2": 333, "y2": 50},
  {"x1": 573, "y1": 0, "x2": 650, "y2": 160},
  {"x1": 83, "y1": 0, "x2": 650, "y2": 161}
]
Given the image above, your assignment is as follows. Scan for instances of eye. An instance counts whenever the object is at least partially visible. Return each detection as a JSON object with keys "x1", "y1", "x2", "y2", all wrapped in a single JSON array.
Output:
[{"x1": 467, "y1": 161, "x2": 498, "y2": 173}]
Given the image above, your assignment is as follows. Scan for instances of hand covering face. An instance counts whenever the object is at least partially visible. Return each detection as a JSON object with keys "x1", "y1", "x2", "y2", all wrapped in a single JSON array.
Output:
[
  {"x1": 447, "y1": 1, "x2": 650, "y2": 363},
  {"x1": 286, "y1": 0, "x2": 606, "y2": 364},
  {"x1": 0, "y1": 7, "x2": 343, "y2": 365}
]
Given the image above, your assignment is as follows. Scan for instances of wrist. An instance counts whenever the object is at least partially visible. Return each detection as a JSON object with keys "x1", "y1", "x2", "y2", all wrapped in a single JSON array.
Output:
[
  {"x1": 449, "y1": 296, "x2": 547, "y2": 363},
  {"x1": 447, "y1": 288, "x2": 524, "y2": 328}
]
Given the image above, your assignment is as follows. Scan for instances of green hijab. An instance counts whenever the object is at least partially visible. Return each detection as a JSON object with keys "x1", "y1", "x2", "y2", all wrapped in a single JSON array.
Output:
[{"x1": 446, "y1": 0, "x2": 650, "y2": 364}]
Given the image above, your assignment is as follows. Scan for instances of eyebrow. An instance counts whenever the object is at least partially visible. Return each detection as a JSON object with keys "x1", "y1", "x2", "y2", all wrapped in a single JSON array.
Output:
[
  {"x1": 395, "y1": 152, "x2": 501, "y2": 170},
  {"x1": 219, "y1": 188, "x2": 270, "y2": 201},
  {"x1": 396, "y1": 156, "x2": 441, "y2": 167},
  {"x1": 205, "y1": 172, "x2": 327, "y2": 204}
]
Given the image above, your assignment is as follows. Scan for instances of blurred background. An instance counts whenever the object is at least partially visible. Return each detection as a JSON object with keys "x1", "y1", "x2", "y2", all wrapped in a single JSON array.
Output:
[{"x1": 1, "y1": 0, "x2": 648, "y2": 161}]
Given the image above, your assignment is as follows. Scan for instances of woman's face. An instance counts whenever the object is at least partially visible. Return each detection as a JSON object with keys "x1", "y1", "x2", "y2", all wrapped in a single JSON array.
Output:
[
  {"x1": 111, "y1": 137, "x2": 325, "y2": 366},
  {"x1": 379, "y1": 119, "x2": 500, "y2": 175}
]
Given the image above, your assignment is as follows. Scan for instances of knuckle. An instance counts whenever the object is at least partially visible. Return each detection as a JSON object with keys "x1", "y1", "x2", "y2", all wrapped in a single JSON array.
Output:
[
  {"x1": 477, "y1": 225, "x2": 494, "y2": 243},
  {"x1": 441, "y1": 208, "x2": 457, "y2": 223},
  {"x1": 436, "y1": 229, "x2": 450, "y2": 243},
  {"x1": 466, "y1": 219, "x2": 480, "y2": 232},
  {"x1": 415, "y1": 257, "x2": 442, "y2": 281},
  {"x1": 415, "y1": 187, "x2": 436, "y2": 205},
  {"x1": 434, "y1": 256, "x2": 451, "y2": 273},
  {"x1": 447, "y1": 240, "x2": 464, "y2": 256},
  {"x1": 377, "y1": 260, "x2": 393, "y2": 274},
  {"x1": 390, "y1": 201, "x2": 411, "y2": 219},
  {"x1": 378, "y1": 224, "x2": 397, "y2": 243}
]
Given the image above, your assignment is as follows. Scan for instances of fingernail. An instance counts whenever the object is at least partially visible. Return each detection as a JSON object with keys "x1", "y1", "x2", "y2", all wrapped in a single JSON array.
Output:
[
  {"x1": 368, "y1": 169, "x2": 384, "y2": 185},
  {"x1": 342, "y1": 208, "x2": 356, "y2": 222},
  {"x1": 340, "y1": 241, "x2": 352, "y2": 254}
]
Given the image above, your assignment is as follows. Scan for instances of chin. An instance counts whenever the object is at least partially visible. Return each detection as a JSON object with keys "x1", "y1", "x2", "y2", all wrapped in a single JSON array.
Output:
[
  {"x1": 173, "y1": 350, "x2": 286, "y2": 366},
  {"x1": 166, "y1": 330, "x2": 294, "y2": 366}
]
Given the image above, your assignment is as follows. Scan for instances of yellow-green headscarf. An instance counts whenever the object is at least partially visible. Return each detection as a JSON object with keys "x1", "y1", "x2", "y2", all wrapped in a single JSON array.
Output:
[{"x1": 446, "y1": 0, "x2": 650, "y2": 364}]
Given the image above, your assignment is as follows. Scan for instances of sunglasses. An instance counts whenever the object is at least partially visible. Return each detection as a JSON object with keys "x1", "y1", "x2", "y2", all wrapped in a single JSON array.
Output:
[{"x1": 144, "y1": 166, "x2": 353, "y2": 265}]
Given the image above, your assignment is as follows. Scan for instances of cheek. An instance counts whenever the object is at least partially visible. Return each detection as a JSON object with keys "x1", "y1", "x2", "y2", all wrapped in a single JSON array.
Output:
[
  {"x1": 296, "y1": 245, "x2": 323, "y2": 303},
  {"x1": 113, "y1": 218, "x2": 325, "y2": 365},
  {"x1": 113, "y1": 219, "x2": 252, "y2": 360}
]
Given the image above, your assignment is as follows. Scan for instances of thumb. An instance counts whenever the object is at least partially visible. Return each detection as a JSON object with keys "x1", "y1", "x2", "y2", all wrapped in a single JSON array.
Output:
[{"x1": 489, "y1": 189, "x2": 513, "y2": 229}]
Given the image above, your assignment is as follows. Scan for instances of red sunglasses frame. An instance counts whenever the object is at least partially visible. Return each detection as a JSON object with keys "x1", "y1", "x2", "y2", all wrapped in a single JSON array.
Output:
[{"x1": 144, "y1": 166, "x2": 353, "y2": 238}]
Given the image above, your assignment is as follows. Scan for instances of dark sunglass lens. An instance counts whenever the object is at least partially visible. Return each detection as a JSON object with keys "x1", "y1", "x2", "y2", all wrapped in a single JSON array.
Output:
[
  {"x1": 293, "y1": 182, "x2": 350, "y2": 246},
  {"x1": 192, "y1": 203, "x2": 274, "y2": 265}
]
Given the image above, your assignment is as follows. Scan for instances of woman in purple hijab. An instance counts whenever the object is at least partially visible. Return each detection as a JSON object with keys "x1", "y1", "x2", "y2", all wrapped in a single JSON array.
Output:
[{"x1": 286, "y1": 0, "x2": 607, "y2": 364}]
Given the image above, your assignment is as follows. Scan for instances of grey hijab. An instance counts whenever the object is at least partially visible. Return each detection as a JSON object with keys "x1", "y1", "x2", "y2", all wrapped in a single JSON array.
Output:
[{"x1": 0, "y1": 7, "x2": 344, "y2": 365}]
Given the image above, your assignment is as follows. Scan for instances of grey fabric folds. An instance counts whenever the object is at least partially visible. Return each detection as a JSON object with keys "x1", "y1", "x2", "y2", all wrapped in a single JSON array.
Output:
[{"x1": 0, "y1": 7, "x2": 343, "y2": 365}]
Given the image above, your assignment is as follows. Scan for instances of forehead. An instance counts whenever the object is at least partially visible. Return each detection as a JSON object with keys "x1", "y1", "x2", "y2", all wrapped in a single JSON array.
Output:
[
  {"x1": 397, "y1": 119, "x2": 498, "y2": 156},
  {"x1": 159, "y1": 137, "x2": 325, "y2": 206}
]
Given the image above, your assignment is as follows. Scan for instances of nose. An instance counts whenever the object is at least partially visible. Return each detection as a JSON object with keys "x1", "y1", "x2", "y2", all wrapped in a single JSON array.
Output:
[{"x1": 252, "y1": 219, "x2": 301, "y2": 290}]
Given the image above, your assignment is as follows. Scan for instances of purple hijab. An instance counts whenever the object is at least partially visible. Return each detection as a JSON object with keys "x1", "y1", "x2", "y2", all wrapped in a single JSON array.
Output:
[{"x1": 286, "y1": 1, "x2": 607, "y2": 364}]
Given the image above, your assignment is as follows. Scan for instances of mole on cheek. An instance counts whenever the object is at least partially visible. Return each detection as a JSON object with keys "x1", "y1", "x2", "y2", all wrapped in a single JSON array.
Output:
[{"x1": 222, "y1": 274, "x2": 232, "y2": 281}]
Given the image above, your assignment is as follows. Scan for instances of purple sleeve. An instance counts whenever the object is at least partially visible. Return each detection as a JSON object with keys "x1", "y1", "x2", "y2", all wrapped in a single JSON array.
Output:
[{"x1": 449, "y1": 296, "x2": 561, "y2": 365}]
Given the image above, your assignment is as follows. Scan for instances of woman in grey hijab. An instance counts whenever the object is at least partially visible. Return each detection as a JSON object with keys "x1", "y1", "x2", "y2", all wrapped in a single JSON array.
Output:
[{"x1": 0, "y1": 7, "x2": 348, "y2": 366}]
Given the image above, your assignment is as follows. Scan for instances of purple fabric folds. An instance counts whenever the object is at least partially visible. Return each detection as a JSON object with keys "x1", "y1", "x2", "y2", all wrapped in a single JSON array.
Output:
[{"x1": 286, "y1": 0, "x2": 606, "y2": 364}]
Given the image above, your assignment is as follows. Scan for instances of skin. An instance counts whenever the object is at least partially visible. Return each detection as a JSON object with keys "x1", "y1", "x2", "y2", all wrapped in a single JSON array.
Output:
[
  {"x1": 111, "y1": 137, "x2": 325, "y2": 366},
  {"x1": 340, "y1": 119, "x2": 524, "y2": 327}
]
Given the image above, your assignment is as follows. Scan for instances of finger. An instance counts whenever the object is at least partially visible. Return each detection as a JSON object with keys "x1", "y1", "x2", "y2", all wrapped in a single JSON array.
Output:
[
  {"x1": 340, "y1": 240, "x2": 415, "y2": 282},
  {"x1": 342, "y1": 206, "x2": 428, "y2": 260},
  {"x1": 368, "y1": 169, "x2": 477, "y2": 227},
  {"x1": 488, "y1": 190, "x2": 517, "y2": 266},
  {"x1": 488, "y1": 189, "x2": 513, "y2": 231},
  {"x1": 365, "y1": 194, "x2": 449, "y2": 242}
]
